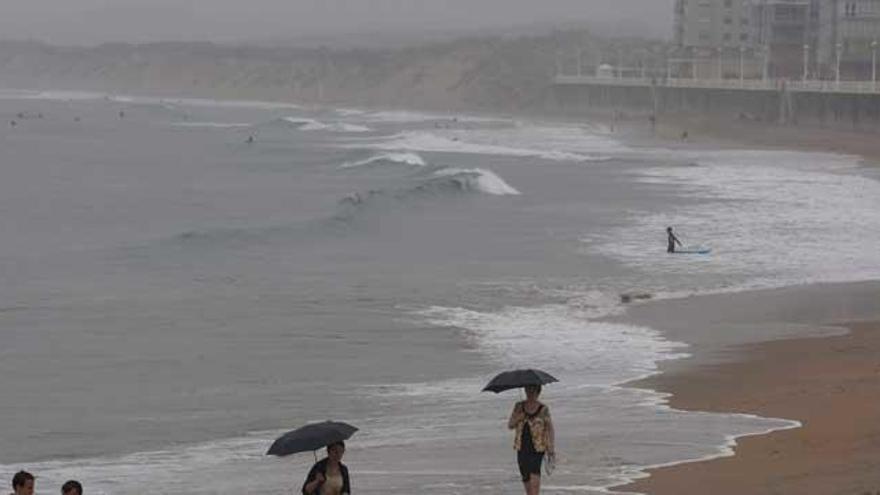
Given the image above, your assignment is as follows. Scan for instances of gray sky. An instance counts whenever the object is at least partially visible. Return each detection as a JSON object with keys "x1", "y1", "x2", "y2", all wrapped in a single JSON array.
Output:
[{"x1": 0, "y1": 0, "x2": 671, "y2": 45}]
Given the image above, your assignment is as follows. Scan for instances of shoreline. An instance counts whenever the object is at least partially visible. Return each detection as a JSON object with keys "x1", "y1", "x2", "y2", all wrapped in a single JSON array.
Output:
[
  {"x1": 4, "y1": 84, "x2": 880, "y2": 168},
  {"x1": 6, "y1": 85, "x2": 880, "y2": 493},
  {"x1": 609, "y1": 282, "x2": 880, "y2": 494}
]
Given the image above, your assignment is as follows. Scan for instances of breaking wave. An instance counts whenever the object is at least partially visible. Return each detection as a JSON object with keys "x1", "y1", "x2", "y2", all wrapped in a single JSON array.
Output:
[
  {"x1": 429, "y1": 168, "x2": 520, "y2": 196},
  {"x1": 340, "y1": 152, "x2": 427, "y2": 169},
  {"x1": 337, "y1": 167, "x2": 519, "y2": 213},
  {"x1": 281, "y1": 117, "x2": 371, "y2": 133},
  {"x1": 355, "y1": 131, "x2": 607, "y2": 162}
]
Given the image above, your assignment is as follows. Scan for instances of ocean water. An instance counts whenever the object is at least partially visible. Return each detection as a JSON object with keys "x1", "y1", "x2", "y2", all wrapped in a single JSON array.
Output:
[{"x1": 1, "y1": 91, "x2": 880, "y2": 494}]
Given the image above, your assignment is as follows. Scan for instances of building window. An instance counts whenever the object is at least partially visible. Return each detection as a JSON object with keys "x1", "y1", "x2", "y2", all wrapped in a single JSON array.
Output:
[
  {"x1": 740, "y1": 33, "x2": 749, "y2": 41},
  {"x1": 844, "y1": 2, "x2": 858, "y2": 17},
  {"x1": 724, "y1": 16, "x2": 733, "y2": 24},
  {"x1": 724, "y1": 32, "x2": 733, "y2": 41},
  {"x1": 724, "y1": 0, "x2": 733, "y2": 7}
]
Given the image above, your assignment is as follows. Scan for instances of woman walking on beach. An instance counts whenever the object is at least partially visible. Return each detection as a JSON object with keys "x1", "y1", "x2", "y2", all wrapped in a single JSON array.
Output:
[
  {"x1": 508, "y1": 384, "x2": 555, "y2": 495},
  {"x1": 301, "y1": 441, "x2": 351, "y2": 495}
]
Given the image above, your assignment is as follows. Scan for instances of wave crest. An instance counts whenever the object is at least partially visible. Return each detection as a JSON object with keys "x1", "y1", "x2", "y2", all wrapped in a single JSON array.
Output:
[
  {"x1": 429, "y1": 168, "x2": 520, "y2": 196},
  {"x1": 280, "y1": 117, "x2": 372, "y2": 133},
  {"x1": 341, "y1": 152, "x2": 427, "y2": 169},
  {"x1": 357, "y1": 131, "x2": 607, "y2": 162}
]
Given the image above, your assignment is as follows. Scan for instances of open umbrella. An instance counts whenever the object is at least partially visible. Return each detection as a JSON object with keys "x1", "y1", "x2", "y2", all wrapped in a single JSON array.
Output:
[
  {"x1": 482, "y1": 369, "x2": 558, "y2": 393},
  {"x1": 266, "y1": 421, "x2": 358, "y2": 457}
]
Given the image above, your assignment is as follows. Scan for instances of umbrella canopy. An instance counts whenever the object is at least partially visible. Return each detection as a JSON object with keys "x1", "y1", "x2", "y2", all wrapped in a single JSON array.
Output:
[
  {"x1": 266, "y1": 421, "x2": 358, "y2": 457},
  {"x1": 482, "y1": 369, "x2": 558, "y2": 393}
]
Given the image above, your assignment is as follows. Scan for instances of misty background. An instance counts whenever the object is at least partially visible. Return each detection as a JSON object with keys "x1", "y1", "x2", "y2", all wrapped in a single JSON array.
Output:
[{"x1": 0, "y1": 0, "x2": 670, "y2": 46}]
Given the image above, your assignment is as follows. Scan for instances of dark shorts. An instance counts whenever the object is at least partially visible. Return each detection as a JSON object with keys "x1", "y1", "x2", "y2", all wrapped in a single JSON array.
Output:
[{"x1": 517, "y1": 451, "x2": 544, "y2": 483}]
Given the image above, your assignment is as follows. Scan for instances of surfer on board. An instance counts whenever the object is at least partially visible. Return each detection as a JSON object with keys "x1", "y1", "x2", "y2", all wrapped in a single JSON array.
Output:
[{"x1": 667, "y1": 226, "x2": 683, "y2": 253}]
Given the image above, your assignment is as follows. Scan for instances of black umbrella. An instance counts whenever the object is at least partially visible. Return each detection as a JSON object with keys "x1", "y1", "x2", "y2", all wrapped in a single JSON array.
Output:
[
  {"x1": 482, "y1": 369, "x2": 558, "y2": 393},
  {"x1": 266, "y1": 421, "x2": 358, "y2": 457}
]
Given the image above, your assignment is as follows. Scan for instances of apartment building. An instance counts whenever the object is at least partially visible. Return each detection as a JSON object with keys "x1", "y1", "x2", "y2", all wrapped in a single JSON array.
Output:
[
  {"x1": 673, "y1": 0, "x2": 762, "y2": 78},
  {"x1": 818, "y1": 0, "x2": 880, "y2": 79},
  {"x1": 752, "y1": 0, "x2": 819, "y2": 78},
  {"x1": 673, "y1": 0, "x2": 880, "y2": 80}
]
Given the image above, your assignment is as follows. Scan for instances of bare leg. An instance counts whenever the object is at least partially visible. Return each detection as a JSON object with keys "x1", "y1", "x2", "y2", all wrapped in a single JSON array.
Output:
[{"x1": 527, "y1": 473, "x2": 541, "y2": 495}]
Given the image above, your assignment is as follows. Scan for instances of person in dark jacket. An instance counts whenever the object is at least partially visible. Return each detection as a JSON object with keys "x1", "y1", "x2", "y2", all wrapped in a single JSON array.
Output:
[{"x1": 302, "y1": 441, "x2": 351, "y2": 495}]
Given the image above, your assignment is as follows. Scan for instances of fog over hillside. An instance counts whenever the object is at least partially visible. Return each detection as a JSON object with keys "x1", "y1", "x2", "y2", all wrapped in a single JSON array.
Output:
[
  {"x1": 0, "y1": 0, "x2": 671, "y2": 46},
  {"x1": 0, "y1": 31, "x2": 667, "y2": 112}
]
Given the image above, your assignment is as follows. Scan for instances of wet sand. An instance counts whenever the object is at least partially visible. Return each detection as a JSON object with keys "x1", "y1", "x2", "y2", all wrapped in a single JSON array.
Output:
[
  {"x1": 612, "y1": 283, "x2": 880, "y2": 495},
  {"x1": 652, "y1": 114, "x2": 880, "y2": 166}
]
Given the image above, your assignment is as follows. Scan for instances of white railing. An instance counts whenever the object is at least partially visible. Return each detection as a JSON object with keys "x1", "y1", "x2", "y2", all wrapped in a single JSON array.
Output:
[{"x1": 553, "y1": 75, "x2": 880, "y2": 94}]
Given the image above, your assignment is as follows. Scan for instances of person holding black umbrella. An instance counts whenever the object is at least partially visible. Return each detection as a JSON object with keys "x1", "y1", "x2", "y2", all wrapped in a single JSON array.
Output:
[
  {"x1": 508, "y1": 384, "x2": 555, "y2": 495},
  {"x1": 266, "y1": 420, "x2": 356, "y2": 495},
  {"x1": 483, "y1": 369, "x2": 558, "y2": 494},
  {"x1": 301, "y1": 441, "x2": 350, "y2": 495}
]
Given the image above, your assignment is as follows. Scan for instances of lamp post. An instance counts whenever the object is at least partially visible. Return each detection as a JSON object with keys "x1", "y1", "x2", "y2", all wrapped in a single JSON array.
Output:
[
  {"x1": 739, "y1": 45, "x2": 745, "y2": 86},
  {"x1": 717, "y1": 47, "x2": 724, "y2": 81},
  {"x1": 836, "y1": 42, "x2": 843, "y2": 88},
  {"x1": 872, "y1": 40, "x2": 878, "y2": 91},
  {"x1": 803, "y1": 44, "x2": 809, "y2": 82}
]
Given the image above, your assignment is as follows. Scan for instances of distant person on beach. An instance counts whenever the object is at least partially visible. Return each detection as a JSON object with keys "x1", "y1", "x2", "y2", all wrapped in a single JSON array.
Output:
[
  {"x1": 10, "y1": 471, "x2": 34, "y2": 495},
  {"x1": 508, "y1": 384, "x2": 555, "y2": 495},
  {"x1": 301, "y1": 441, "x2": 350, "y2": 495},
  {"x1": 667, "y1": 226, "x2": 683, "y2": 253},
  {"x1": 681, "y1": 130, "x2": 689, "y2": 141},
  {"x1": 60, "y1": 480, "x2": 82, "y2": 495}
]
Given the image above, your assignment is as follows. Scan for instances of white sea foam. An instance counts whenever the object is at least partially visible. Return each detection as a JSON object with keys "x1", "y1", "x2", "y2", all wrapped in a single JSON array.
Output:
[
  {"x1": 356, "y1": 130, "x2": 610, "y2": 162},
  {"x1": 335, "y1": 108, "x2": 367, "y2": 116},
  {"x1": 0, "y1": 89, "x2": 108, "y2": 101},
  {"x1": 416, "y1": 303, "x2": 687, "y2": 385},
  {"x1": 340, "y1": 152, "x2": 428, "y2": 169},
  {"x1": 283, "y1": 117, "x2": 372, "y2": 133},
  {"x1": 0, "y1": 89, "x2": 302, "y2": 110},
  {"x1": 358, "y1": 110, "x2": 503, "y2": 123},
  {"x1": 171, "y1": 122, "x2": 253, "y2": 129},
  {"x1": 431, "y1": 168, "x2": 521, "y2": 196},
  {"x1": 594, "y1": 149, "x2": 880, "y2": 291},
  {"x1": 0, "y1": 433, "x2": 280, "y2": 495},
  {"x1": 114, "y1": 95, "x2": 301, "y2": 110}
]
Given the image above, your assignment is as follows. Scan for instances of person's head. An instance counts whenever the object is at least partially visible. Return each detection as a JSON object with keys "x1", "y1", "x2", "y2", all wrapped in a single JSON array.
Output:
[
  {"x1": 61, "y1": 480, "x2": 83, "y2": 495},
  {"x1": 666, "y1": 226, "x2": 673, "y2": 233},
  {"x1": 524, "y1": 384, "x2": 542, "y2": 400},
  {"x1": 327, "y1": 441, "x2": 346, "y2": 463},
  {"x1": 11, "y1": 471, "x2": 34, "y2": 495}
]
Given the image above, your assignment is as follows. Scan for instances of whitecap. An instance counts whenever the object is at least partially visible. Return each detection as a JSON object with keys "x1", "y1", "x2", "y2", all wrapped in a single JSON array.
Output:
[
  {"x1": 431, "y1": 168, "x2": 521, "y2": 196},
  {"x1": 341, "y1": 152, "x2": 427, "y2": 169}
]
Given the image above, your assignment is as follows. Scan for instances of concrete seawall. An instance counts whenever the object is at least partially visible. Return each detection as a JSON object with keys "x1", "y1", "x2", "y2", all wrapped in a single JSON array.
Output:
[{"x1": 552, "y1": 78, "x2": 880, "y2": 130}]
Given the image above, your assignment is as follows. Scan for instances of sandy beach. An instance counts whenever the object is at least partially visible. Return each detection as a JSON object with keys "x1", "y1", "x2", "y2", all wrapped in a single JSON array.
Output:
[
  {"x1": 651, "y1": 114, "x2": 880, "y2": 166},
  {"x1": 612, "y1": 282, "x2": 880, "y2": 495}
]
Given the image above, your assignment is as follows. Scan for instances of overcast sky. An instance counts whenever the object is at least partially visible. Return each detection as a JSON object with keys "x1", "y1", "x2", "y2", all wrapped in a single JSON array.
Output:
[{"x1": 0, "y1": 0, "x2": 672, "y2": 45}]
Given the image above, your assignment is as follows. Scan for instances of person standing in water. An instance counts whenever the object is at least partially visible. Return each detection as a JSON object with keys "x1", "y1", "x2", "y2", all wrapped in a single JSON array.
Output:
[
  {"x1": 508, "y1": 385, "x2": 555, "y2": 495},
  {"x1": 301, "y1": 441, "x2": 350, "y2": 495},
  {"x1": 667, "y1": 226, "x2": 683, "y2": 253}
]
